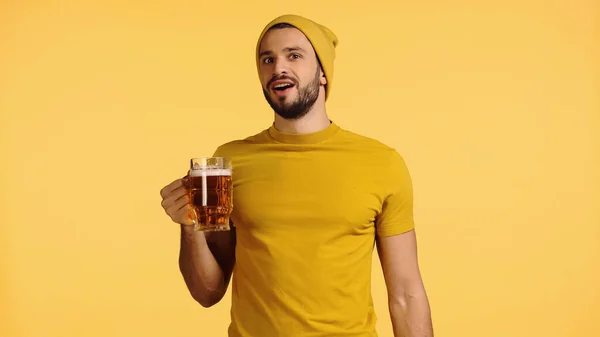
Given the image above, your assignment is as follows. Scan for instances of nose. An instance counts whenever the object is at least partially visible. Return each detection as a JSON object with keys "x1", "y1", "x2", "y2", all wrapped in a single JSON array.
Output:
[{"x1": 272, "y1": 57, "x2": 290, "y2": 76}]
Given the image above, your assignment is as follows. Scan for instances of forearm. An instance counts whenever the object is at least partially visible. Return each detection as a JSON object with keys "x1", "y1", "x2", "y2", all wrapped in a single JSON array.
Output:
[
  {"x1": 389, "y1": 290, "x2": 433, "y2": 337},
  {"x1": 178, "y1": 225, "x2": 227, "y2": 307}
]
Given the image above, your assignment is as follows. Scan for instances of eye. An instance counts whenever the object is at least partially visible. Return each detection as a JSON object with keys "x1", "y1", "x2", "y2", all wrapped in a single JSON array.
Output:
[
  {"x1": 290, "y1": 53, "x2": 301, "y2": 60},
  {"x1": 263, "y1": 57, "x2": 273, "y2": 64}
]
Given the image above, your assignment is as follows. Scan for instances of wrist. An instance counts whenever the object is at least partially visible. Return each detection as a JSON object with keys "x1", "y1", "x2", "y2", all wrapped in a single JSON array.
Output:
[{"x1": 181, "y1": 223, "x2": 196, "y2": 233}]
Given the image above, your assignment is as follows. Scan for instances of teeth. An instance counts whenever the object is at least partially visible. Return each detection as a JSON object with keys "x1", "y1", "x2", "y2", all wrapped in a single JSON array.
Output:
[{"x1": 274, "y1": 83, "x2": 292, "y2": 89}]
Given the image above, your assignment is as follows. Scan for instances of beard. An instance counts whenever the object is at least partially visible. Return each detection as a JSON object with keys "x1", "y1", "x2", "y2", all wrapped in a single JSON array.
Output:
[{"x1": 262, "y1": 67, "x2": 320, "y2": 120}]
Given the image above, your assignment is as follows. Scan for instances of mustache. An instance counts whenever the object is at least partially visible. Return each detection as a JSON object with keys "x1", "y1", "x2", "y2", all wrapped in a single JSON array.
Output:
[{"x1": 267, "y1": 75, "x2": 298, "y2": 88}]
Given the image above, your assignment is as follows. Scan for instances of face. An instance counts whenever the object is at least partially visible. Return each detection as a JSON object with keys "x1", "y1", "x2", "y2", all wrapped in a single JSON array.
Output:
[{"x1": 258, "y1": 27, "x2": 327, "y2": 120}]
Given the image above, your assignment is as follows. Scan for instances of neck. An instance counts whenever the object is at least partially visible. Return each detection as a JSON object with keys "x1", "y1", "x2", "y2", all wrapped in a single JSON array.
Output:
[{"x1": 273, "y1": 96, "x2": 330, "y2": 134}]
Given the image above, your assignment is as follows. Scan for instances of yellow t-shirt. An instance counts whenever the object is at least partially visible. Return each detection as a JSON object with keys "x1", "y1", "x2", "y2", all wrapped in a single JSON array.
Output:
[{"x1": 213, "y1": 121, "x2": 415, "y2": 337}]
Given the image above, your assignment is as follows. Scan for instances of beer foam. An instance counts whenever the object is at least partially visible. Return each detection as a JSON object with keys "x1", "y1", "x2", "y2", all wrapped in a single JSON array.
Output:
[{"x1": 189, "y1": 168, "x2": 232, "y2": 177}]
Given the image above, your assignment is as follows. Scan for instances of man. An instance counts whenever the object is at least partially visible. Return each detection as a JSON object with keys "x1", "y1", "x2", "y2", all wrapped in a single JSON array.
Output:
[{"x1": 160, "y1": 14, "x2": 434, "y2": 337}]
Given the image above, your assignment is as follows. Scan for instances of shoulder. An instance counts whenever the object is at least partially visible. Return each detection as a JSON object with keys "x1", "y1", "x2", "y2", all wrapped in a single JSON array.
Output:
[
  {"x1": 337, "y1": 126, "x2": 404, "y2": 159},
  {"x1": 212, "y1": 129, "x2": 270, "y2": 157},
  {"x1": 336, "y1": 125, "x2": 411, "y2": 178}
]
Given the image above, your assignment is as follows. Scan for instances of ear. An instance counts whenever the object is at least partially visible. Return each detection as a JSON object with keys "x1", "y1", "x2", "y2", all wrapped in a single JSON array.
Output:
[{"x1": 320, "y1": 69, "x2": 327, "y2": 86}]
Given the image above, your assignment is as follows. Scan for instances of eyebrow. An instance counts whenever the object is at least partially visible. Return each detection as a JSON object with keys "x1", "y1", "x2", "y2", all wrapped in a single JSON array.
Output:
[{"x1": 259, "y1": 46, "x2": 306, "y2": 58}]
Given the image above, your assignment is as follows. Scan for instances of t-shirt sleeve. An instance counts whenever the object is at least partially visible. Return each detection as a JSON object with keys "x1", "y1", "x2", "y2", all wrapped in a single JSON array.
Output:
[
  {"x1": 375, "y1": 150, "x2": 415, "y2": 237},
  {"x1": 212, "y1": 144, "x2": 226, "y2": 157},
  {"x1": 211, "y1": 143, "x2": 234, "y2": 159}
]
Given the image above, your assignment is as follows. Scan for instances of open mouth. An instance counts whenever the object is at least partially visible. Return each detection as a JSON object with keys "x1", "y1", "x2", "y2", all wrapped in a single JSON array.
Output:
[{"x1": 271, "y1": 80, "x2": 296, "y2": 95}]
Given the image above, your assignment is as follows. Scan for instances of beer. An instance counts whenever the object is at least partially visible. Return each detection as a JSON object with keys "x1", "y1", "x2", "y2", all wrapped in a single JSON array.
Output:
[{"x1": 188, "y1": 157, "x2": 233, "y2": 231}]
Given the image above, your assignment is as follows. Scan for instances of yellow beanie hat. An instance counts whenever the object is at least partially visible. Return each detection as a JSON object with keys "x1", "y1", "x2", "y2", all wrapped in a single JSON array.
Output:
[{"x1": 256, "y1": 14, "x2": 339, "y2": 100}]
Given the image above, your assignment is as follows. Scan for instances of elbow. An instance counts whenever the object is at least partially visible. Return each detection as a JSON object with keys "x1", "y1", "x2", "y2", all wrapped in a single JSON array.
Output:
[
  {"x1": 190, "y1": 289, "x2": 225, "y2": 308},
  {"x1": 389, "y1": 293, "x2": 409, "y2": 312},
  {"x1": 178, "y1": 264, "x2": 227, "y2": 308},
  {"x1": 388, "y1": 288, "x2": 428, "y2": 312},
  {"x1": 195, "y1": 296, "x2": 218, "y2": 308}
]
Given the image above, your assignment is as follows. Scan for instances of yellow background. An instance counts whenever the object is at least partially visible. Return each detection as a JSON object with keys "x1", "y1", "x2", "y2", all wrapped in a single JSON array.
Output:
[{"x1": 1, "y1": 1, "x2": 598, "y2": 336}]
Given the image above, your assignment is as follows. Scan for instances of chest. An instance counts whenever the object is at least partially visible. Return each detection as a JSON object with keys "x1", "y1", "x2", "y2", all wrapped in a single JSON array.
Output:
[{"x1": 229, "y1": 151, "x2": 384, "y2": 233}]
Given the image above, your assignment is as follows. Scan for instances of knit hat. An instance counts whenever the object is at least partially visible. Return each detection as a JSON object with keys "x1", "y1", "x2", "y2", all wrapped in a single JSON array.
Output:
[{"x1": 256, "y1": 14, "x2": 339, "y2": 100}]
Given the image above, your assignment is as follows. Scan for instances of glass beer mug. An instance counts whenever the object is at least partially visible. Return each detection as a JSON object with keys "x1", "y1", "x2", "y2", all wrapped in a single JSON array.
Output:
[{"x1": 188, "y1": 157, "x2": 233, "y2": 231}]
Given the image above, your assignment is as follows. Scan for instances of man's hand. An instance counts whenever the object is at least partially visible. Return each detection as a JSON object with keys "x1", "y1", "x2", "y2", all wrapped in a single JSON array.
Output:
[{"x1": 160, "y1": 175, "x2": 194, "y2": 226}]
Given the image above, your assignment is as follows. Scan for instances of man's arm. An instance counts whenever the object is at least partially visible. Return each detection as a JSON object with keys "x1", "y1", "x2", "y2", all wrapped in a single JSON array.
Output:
[
  {"x1": 179, "y1": 225, "x2": 236, "y2": 307},
  {"x1": 376, "y1": 229, "x2": 433, "y2": 337},
  {"x1": 160, "y1": 158, "x2": 236, "y2": 308}
]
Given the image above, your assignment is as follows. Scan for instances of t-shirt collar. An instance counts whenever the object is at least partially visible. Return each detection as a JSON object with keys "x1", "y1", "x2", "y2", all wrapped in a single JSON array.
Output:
[{"x1": 267, "y1": 120, "x2": 340, "y2": 144}]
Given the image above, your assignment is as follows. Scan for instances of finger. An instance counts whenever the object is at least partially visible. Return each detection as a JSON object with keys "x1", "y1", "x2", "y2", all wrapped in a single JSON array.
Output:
[
  {"x1": 160, "y1": 178, "x2": 184, "y2": 198},
  {"x1": 161, "y1": 194, "x2": 190, "y2": 213},
  {"x1": 161, "y1": 188, "x2": 189, "y2": 211},
  {"x1": 165, "y1": 194, "x2": 190, "y2": 215},
  {"x1": 161, "y1": 183, "x2": 189, "y2": 206},
  {"x1": 173, "y1": 204, "x2": 195, "y2": 226},
  {"x1": 182, "y1": 174, "x2": 191, "y2": 188}
]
